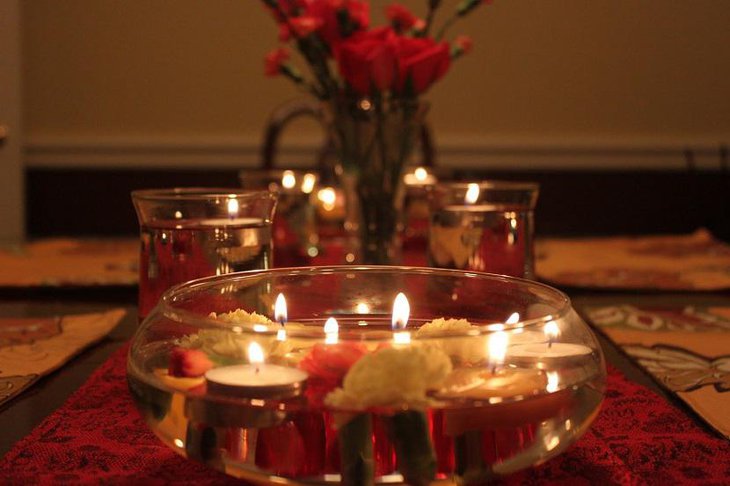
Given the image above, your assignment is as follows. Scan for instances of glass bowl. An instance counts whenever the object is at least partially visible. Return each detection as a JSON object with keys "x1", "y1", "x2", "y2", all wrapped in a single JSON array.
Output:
[{"x1": 128, "y1": 266, "x2": 606, "y2": 485}]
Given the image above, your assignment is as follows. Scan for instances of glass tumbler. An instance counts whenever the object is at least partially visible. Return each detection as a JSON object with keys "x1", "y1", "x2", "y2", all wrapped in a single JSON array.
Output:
[
  {"x1": 239, "y1": 169, "x2": 320, "y2": 267},
  {"x1": 131, "y1": 188, "x2": 277, "y2": 319},
  {"x1": 428, "y1": 181, "x2": 539, "y2": 278}
]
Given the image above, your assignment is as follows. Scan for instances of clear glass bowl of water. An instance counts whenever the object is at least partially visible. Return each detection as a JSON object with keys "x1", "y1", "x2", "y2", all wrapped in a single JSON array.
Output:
[{"x1": 128, "y1": 266, "x2": 605, "y2": 485}]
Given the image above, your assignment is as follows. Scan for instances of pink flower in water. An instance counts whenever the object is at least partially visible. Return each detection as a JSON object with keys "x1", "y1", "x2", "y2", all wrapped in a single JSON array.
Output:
[{"x1": 168, "y1": 347, "x2": 213, "y2": 378}]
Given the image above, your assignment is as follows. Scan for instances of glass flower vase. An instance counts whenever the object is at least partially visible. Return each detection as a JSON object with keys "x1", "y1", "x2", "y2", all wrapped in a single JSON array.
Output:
[{"x1": 325, "y1": 96, "x2": 429, "y2": 265}]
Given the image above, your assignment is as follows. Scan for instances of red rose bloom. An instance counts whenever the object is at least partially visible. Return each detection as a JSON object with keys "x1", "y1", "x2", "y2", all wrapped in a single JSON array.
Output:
[
  {"x1": 264, "y1": 47, "x2": 291, "y2": 76},
  {"x1": 454, "y1": 35, "x2": 474, "y2": 54},
  {"x1": 305, "y1": 0, "x2": 370, "y2": 47},
  {"x1": 298, "y1": 341, "x2": 368, "y2": 407},
  {"x1": 280, "y1": 15, "x2": 324, "y2": 41},
  {"x1": 336, "y1": 27, "x2": 398, "y2": 95},
  {"x1": 395, "y1": 36, "x2": 451, "y2": 94},
  {"x1": 385, "y1": 3, "x2": 421, "y2": 32}
]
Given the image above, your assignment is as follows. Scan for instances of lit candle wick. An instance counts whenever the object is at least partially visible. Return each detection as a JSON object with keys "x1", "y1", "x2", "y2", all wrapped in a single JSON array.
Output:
[{"x1": 544, "y1": 321, "x2": 559, "y2": 349}]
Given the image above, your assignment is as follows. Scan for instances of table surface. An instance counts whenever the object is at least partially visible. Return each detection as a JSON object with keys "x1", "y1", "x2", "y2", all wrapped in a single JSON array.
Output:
[{"x1": 1, "y1": 286, "x2": 728, "y2": 458}]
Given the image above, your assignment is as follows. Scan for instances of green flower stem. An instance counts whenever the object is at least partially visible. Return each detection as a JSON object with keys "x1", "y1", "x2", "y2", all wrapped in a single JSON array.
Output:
[
  {"x1": 387, "y1": 411, "x2": 437, "y2": 486},
  {"x1": 338, "y1": 413, "x2": 374, "y2": 486},
  {"x1": 454, "y1": 430, "x2": 495, "y2": 485}
]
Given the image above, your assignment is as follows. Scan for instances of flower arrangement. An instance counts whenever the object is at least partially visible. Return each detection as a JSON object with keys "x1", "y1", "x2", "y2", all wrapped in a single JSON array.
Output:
[{"x1": 258, "y1": 0, "x2": 493, "y2": 264}]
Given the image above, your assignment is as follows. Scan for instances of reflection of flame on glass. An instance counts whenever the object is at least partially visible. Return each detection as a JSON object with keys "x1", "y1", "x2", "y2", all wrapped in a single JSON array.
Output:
[
  {"x1": 227, "y1": 196, "x2": 239, "y2": 218},
  {"x1": 414, "y1": 167, "x2": 429, "y2": 182},
  {"x1": 465, "y1": 183, "x2": 480, "y2": 204},
  {"x1": 324, "y1": 317, "x2": 339, "y2": 344},
  {"x1": 275, "y1": 293, "x2": 287, "y2": 324},
  {"x1": 248, "y1": 341, "x2": 265, "y2": 365},
  {"x1": 281, "y1": 170, "x2": 296, "y2": 189},
  {"x1": 359, "y1": 98, "x2": 372, "y2": 110},
  {"x1": 317, "y1": 187, "x2": 337, "y2": 211},
  {"x1": 174, "y1": 210, "x2": 183, "y2": 219},
  {"x1": 355, "y1": 302, "x2": 370, "y2": 314},
  {"x1": 301, "y1": 173, "x2": 316, "y2": 194},
  {"x1": 253, "y1": 324, "x2": 268, "y2": 333},
  {"x1": 546, "y1": 371, "x2": 559, "y2": 393},
  {"x1": 506, "y1": 312, "x2": 520, "y2": 324}
]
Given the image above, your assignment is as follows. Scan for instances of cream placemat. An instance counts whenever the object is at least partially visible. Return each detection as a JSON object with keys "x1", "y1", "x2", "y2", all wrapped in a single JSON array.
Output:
[
  {"x1": 0, "y1": 309, "x2": 126, "y2": 407},
  {"x1": 0, "y1": 238, "x2": 138, "y2": 287},
  {"x1": 586, "y1": 305, "x2": 730, "y2": 439},
  {"x1": 537, "y1": 229, "x2": 730, "y2": 290}
]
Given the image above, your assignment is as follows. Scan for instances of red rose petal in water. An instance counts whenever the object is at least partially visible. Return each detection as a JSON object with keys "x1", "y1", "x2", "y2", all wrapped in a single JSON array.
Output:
[
  {"x1": 167, "y1": 348, "x2": 213, "y2": 378},
  {"x1": 298, "y1": 341, "x2": 369, "y2": 406}
]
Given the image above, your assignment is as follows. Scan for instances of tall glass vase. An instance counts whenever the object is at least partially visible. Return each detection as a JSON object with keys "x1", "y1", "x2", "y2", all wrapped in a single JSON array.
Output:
[{"x1": 325, "y1": 96, "x2": 428, "y2": 265}]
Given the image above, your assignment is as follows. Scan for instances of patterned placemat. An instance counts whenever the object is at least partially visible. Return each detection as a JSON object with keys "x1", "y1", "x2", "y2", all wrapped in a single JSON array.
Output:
[
  {"x1": 2, "y1": 344, "x2": 729, "y2": 484},
  {"x1": 0, "y1": 309, "x2": 126, "y2": 407},
  {"x1": 586, "y1": 305, "x2": 730, "y2": 439},
  {"x1": 0, "y1": 238, "x2": 138, "y2": 287},
  {"x1": 536, "y1": 229, "x2": 730, "y2": 291}
]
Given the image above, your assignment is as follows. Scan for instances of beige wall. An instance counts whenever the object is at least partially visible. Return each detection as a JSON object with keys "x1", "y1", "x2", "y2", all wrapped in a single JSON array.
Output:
[{"x1": 21, "y1": 0, "x2": 730, "y2": 168}]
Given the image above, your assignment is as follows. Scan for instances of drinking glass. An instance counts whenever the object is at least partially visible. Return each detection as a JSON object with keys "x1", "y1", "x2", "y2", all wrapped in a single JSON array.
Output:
[
  {"x1": 131, "y1": 188, "x2": 277, "y2": 319},
  {"x1": 428, "y1": 181, "x2": 539, "y2": 278},
  {"x1": 239, "y1": 169, "x2": 320, "y2": 267}
]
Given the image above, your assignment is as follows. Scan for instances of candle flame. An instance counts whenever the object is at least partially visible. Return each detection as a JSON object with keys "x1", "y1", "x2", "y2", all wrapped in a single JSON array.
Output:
[
  {"x1": 487, "y1": 331, "x2": 509, "y2": 365},
  {"x1": 355, "y1": 302, "x2": 370, "y2": 314},
  {"x1": 391, "y1": 292, "x2": 410, "y2": 331},
  {"x1": 281, "y1": 170, "x2": 296, "y2": 189},
  {"x1": 275, "y1": 293, "x2": 287, "y2": 324},
  {"x1": 505, "y1": 312, "x2": 520, "y2": 324},
  {"x1": 465, "y1": 183, "x2": 480, "y2": 204},
  {"x1": 317, "y1": 187, "x2": 337, "y2": 211},
  {"x1": 324, "y1": 317, "x2": 339, "y2": 344},
  {"x1": 227, "y1": 196, "x2": 239, "y2": 218},
  {"x1": 414, "y1": 167, "x2": 429, "y2": 182},
  {"x1": 248, "y1": 341, "x2": 265, "y2": 364},
  {"x1": 544, "y1": 321, "x2": 560, "y2": 340},
  {"x1": 301, "y1": 173, "x2": 316, "y2": 194}
]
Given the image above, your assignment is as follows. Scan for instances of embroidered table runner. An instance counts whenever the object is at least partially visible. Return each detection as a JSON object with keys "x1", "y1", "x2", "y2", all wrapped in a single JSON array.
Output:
[
  {"x1": 536, "y1": 229, "x2": 730, "y2": 290},
  {"x1": 0, "y1": 238, "x2": 138, "y2": 287},
  {"x1": 586, "y1": 305, "x2": 730, "y2": 439},
  {"x1": 1, "y1": 344, "x2": 728, "y2": 484},
  {"x1": 0, "y1": 309, "x2": 126, "y2": 407}
]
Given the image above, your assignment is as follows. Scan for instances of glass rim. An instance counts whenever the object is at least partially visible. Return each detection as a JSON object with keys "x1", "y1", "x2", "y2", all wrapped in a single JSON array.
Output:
[
  {"x1": 151, "y1": 265, "x2": 572, "y2": 340},
  {"x1": 130, "y1": 187, "x2": 277, "y2": 202},
  {"x1": 435, "y1": 180, "x2": 539, "y2": 192}
]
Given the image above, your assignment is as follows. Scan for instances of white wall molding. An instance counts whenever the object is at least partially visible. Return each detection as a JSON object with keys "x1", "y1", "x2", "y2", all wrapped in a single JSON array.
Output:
[{"x1": 24, "y1": 134, "x2": 728, "y2": 171}]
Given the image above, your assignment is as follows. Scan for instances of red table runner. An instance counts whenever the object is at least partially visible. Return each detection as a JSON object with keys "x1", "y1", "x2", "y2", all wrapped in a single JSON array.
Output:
[{"x1": 1, "y1": 345, "x2": 728, "y2": 485}]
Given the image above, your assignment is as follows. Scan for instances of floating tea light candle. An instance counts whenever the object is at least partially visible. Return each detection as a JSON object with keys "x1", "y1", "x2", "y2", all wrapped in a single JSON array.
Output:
[
  {"x1": 392, "y1": 292, "x2": 411, "y2": 345},
  {"x1": 204, "y1": 342, "x2": 308, "y2": 399},
  {"x1": 508, "y1": 320, "x2": 593, "y2": 369},
  {"x1": 403, "y1": 166, "x2": 437, "y2": 186}
]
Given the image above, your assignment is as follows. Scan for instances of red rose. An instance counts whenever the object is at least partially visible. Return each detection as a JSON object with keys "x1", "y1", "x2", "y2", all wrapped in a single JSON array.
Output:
[
  {"x1": 305, "y1": 0, "x2": 370, "y2": 46},
  {"x1": 264, "y1": 47, "x2": 291, "y2": 76},
  {"x1": 299, "y1": 341, "x2": 368, "y2": 407},
  {"x1": 168, "y1": 347, "x2": 213, "y2": 378},
  {"x1": 336, "y1": 27, "x2": 398, "y2": 95},
  {"x1": 279, "y1": 15, "x2": 324, "y2": 41},
  {"x1": 454, "y1": 35, "x2": 473, "y2": 54},
  {"x1": 385, "y1": 3, "x2": 422, "y2": 32},
  {"x1": 395, "y1": 36, "x2": 451, "y2": 94}
]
